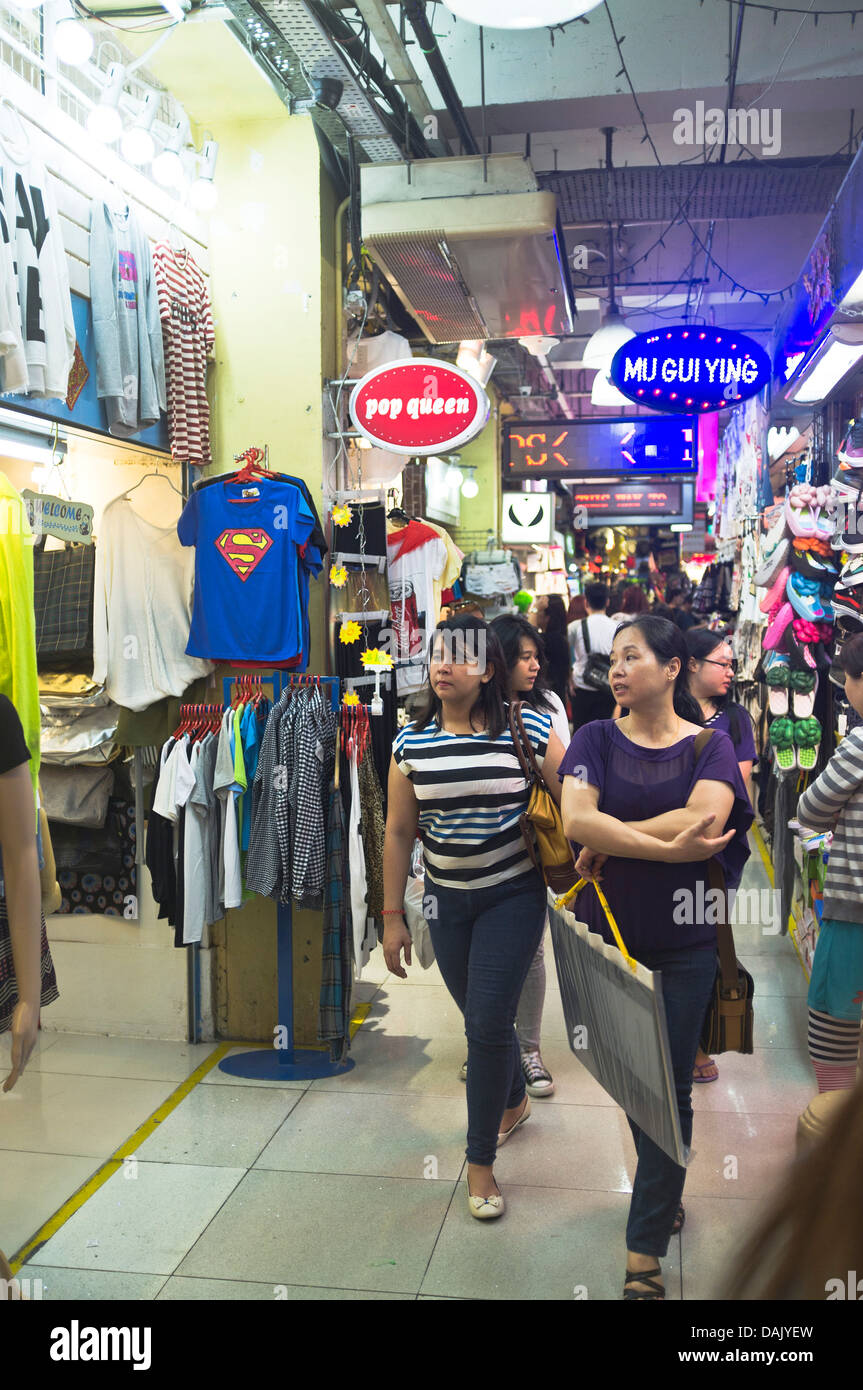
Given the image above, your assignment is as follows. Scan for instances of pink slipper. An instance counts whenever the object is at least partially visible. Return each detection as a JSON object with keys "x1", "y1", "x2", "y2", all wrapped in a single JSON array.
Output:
[
  {"x1": 763, "y1": 601, "x2": 794, "y2": 649},
  {"x1": 759, "y1": 565, "x2": 790, "y2": 615}
]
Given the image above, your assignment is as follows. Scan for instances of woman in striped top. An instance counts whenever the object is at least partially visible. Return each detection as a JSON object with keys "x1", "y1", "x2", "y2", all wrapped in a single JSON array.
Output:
[
  {"x1": 383, "y1": 616, "x2": 566, "y2": 1219},
  {"x1": 797, "y1": 631, "x2": 863, "y2": 1095}
]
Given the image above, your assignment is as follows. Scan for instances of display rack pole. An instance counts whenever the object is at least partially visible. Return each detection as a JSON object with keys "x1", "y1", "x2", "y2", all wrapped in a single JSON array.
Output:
[{"x1": 218, "y1": 673, "x2": 355, "y2": 1080}]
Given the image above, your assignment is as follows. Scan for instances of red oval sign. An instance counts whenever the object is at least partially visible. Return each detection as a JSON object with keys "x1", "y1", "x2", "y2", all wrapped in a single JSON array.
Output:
[{"x1": 349, "y1": 357, "x2": 490, "y2": 456}]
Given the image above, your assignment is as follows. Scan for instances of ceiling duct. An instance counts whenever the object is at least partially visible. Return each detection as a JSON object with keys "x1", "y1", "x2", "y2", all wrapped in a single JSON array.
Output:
[{"x1": 361, "y1": 154, "x2": 575, "y2": 345}]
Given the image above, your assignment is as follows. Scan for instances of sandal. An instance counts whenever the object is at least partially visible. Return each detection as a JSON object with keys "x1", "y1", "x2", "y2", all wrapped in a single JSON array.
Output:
[
  {"x1": 692, "y1": 1059, "x2": 719, "y2": 1083},
  {"x1": 769, "y1": 716, "x2": 797, "y2": 773},
  {"x1": 623, "y1": 1266, "x2": 665, "y2": 1300},
  {"x1": 794, "y1": 716, "x2": 821, "y2": 772},
  {"x1": 790, "y1": 669, "x2": 817, "y2": 718},
  {"x1": 672, "y1": 1204, "x2": 686, "y2": 1234},
  {"x1": 763, "y1": 656, "x2": 790, "y2": 716}
]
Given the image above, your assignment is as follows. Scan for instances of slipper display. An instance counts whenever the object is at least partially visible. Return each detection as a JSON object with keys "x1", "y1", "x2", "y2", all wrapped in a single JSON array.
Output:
[
  {"x1": 764, "y1": 652, "x2": 791, "y2": 715},
  {"x1": 790, "y1": 668, "x2": 818, "y2": 718},
  {"x1": 793, "y1": 535, "x2": 835, "y2": 558},
  {"x1": 791, "y1": 617, "x2": 833, "y2": 645},
  {"x1": 754, "y1": 536, "x2": 790, "y2": 587},
  {"x1": 788, "y1": 548, "x2": 838, "y2": 581},
  {"x1": 763, "y1": 601, "x2": 794, "y2": 650},
  {"x1": 769, "y1": 716, "x2": 797, "y2": 772},
  {"x1": 786, "y1": 572, "x2": 826, "y2": 621},
  {"x1": 785, "y1": 483, "x2": 833, "y2": 539},
  {"x1": 794, "y1": 716, "x2": 822, "y2": 771},
  {"x1": 759, "y1": 564, "x2": 791, "y2": 615}
]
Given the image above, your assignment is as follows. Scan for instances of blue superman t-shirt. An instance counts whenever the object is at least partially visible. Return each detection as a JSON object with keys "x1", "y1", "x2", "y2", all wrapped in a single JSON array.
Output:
[{"x1": 178, "y1": 481, "x2": 315, "y2": 661}]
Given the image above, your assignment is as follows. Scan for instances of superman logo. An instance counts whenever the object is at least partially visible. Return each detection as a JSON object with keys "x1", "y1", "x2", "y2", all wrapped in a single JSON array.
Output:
[{"x1": 215, "y1": 528, "x2": 273, "y2": 580}]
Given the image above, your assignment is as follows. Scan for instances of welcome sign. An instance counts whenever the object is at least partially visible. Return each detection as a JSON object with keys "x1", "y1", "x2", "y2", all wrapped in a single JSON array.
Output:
[{"x1": 610, "y1": 326, "x2": 771, "y2": 414}]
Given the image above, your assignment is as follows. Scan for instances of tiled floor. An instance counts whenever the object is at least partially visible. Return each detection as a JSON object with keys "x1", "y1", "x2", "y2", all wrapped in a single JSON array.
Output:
[{"x1": 2, "y1": 844, "x2": 814, "y2": 1300}]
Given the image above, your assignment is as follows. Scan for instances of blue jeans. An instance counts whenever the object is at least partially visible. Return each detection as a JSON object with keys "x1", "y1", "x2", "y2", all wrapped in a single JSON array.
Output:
[
  {"x1": 425, "y1": 871, "x2": 547, "y2": 1165},
  {"x1": 625, "y1": 945, "x2": 718, "y2": 1258}
]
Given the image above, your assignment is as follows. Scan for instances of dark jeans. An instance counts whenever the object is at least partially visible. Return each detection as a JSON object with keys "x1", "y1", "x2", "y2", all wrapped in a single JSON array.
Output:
[
  {"x1": 425, "y1": 871, "x2": 547, "y2": 1165},
  {"x1": 625, "y1": 945, "x2": 718, "y2": 1258}
]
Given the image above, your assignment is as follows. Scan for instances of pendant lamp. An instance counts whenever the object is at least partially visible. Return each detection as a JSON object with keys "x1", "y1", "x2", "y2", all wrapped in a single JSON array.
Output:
[
  {"x1": 443, "y1": 0, "x2": 604, "y2": 28},
  {"x1": 583, "y1": 126, "x2": 635, "y2": 370}
]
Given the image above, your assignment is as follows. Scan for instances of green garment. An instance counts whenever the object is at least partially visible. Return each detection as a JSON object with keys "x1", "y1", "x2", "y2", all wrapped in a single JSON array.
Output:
[{"x1": 0, "y1": 472, "x2": 40, "y2": 802}]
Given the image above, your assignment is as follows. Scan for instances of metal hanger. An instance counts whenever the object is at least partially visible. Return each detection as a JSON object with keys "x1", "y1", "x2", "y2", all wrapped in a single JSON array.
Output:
[
  {"x1": 0, "y1": 98, "x2": 31, "y2": 158},
  {"x1": 119, "y1": 470, "x2": 183, "y2": 499}
]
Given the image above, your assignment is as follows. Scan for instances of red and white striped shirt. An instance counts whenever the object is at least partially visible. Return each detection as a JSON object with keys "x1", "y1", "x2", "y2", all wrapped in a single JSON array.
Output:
[{"x1": 153, "y1": 243, "x2": 215, "y2": 465}]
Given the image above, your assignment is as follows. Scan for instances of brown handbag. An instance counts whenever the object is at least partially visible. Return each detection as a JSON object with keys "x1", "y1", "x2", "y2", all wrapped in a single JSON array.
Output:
[{"x1": 508, "y1": 702, "x2": 580, "y2": 895}]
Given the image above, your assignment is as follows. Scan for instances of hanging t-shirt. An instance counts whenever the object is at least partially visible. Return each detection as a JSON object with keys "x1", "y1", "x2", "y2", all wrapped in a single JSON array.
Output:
[
  {"x1": 0, "y1": 139, "x2": 75, "y2": 398},
  {"x1": 177, "y1": 480, "x2": 315, "y2": 662},
  {"x1": 0, "y1": 215, "x2": 26, "y2": 394},
  {"x1": 386, "y1": 523, "x2": 447, "y2": 694},
  {"x1": 152, "y1": 242, "x2": 214, "y2": 465}
]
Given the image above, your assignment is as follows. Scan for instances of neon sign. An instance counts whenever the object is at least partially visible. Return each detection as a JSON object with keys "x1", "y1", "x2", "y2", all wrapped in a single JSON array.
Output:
[{"x1": 609, "y1": 327, "x2": 771, "y2": 414}]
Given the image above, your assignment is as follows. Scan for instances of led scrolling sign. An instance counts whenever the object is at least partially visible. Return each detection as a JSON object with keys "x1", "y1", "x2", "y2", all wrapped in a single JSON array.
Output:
[{"x1": 609, "y1": 326, "x2": 772, "y2": 414}]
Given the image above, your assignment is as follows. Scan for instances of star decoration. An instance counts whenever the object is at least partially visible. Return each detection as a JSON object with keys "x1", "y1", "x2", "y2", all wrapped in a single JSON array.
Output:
[
  {"x1": 330, "y1": 564, "x2": 348, "y2": 588},
  {"x1": 343, "y1": 692, "x2": 360, "y2": 706},
  {"x1": 331, "y1": 504, "x2": 353, "y2": 527},
  {"x1": 339, "y1": 620, "x2": 361, "y2": 645},
  {"x1": 360, "y1": 647, "x2": 393, "y2": 669}
]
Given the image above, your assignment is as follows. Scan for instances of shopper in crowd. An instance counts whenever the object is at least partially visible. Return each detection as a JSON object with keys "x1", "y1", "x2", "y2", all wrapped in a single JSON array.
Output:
[
  {"x1": 0, "y1": 693, "x2": 57, "y2": 1295},
  {"x1": 619, "y1": 583, "x2": 650, "y2": 618},
  {"x1": 567, "y1": 593, "x2": 588, "y2": 624},
  {"x1": 490, "y1": 614, "x2": 571, "y2": 1099},
  {"x1": 534, "y1": 594, "x2": 571, "y2": 707},
  {"x1": 568, "y1": 581, "x2": 617, "y2": 730},
  {"x1": 796, "y1": 632, "x2": 863, "y2": 1094},
  {"x1": 607, "y1": 581, "x2": 625, "y2": 617},
  {"x1": 1, "y1": 694, "x2": 49, "y2": 1094},
  {"x1": 667, "y1": 582, "x2": 698, "y2": 632},
  {"x1": 559, "y1": 615, "x2": 752, "y2": 1298},
  {"x1": 684, "y1": 626, "x2": 757, "y2": 1084},
  {"x1": 382, "y1": 615, "x2": 567, "y2": 1220},
  {"x1": 726, "y1": 1071, "x2": 863, "y2": 1299}
]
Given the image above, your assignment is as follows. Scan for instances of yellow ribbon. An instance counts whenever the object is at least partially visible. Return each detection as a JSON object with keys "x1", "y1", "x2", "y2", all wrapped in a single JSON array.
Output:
[{"x1": 554, "y1": 878, "x2": 638, "y2": 974}]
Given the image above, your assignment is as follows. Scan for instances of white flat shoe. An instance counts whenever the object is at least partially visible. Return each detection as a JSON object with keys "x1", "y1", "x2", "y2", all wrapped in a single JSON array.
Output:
[
  {"x1": 497, "y1": 1095, "x2": 531, "y2": 1146},
  {"x1": 466, "y1": 1175, "x2": 504, "y2": 1220}
]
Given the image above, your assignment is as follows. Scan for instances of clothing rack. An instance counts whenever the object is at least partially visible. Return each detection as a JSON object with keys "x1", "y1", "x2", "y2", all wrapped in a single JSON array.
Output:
[{"x1": 217, "y1": 671, "x2": 354, "y2": 1080}]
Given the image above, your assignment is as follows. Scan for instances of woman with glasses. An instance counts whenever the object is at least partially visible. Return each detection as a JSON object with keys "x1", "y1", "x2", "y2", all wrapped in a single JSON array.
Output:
[{"x1": 685, "y1": 627, "x2": 757, "y2": 1084}]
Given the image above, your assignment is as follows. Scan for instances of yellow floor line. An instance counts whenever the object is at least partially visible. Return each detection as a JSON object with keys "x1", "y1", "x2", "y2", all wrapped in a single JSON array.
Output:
[
  {"x1": 750, "y1": 820, "x2": 774, "y2": 886},
  {"x1": 11, "y1": 1005, "x2": 374, "y2": 1274}
]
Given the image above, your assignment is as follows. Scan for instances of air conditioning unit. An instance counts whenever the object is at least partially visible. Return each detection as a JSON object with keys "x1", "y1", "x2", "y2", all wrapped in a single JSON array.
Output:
[{"x1": 360, "y1": 154, "x2": 574, "y2": 346}]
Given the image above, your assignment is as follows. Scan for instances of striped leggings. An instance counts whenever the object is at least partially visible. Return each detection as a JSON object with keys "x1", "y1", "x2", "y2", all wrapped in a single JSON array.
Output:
[{"x1": 808, "y1": 1008, "x2": 863, "y2": 1093}]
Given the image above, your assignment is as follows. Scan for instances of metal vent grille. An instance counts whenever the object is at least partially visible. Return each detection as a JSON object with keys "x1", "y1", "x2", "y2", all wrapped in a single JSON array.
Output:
[
  {"x1": 542, "y1": 159, "x2": 848, "y2": 224},
  {"x1": 367, "y1": 231, "x2": 486, "y2": 343}
]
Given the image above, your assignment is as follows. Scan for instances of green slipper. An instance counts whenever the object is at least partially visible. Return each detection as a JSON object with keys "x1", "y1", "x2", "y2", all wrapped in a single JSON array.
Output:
[
  {"x1": 794, "y1": 716, "x2": 821, "y2": 771},
  {"x1": 769, "y1": 716, "x2": 797, "y2": 772}
]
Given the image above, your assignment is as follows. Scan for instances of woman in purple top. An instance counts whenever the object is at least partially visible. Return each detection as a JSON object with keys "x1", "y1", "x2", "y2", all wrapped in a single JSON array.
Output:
[
  {"x1": 686, "y1": 626, "x2": 757, "y2": 1083},
  {"x1": 559, "y1": 616, "x2": 752, "y2": 1300}
]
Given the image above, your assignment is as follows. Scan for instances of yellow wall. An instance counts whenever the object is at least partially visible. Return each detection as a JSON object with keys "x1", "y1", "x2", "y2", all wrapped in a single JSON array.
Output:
[{"x1": 200, "y1": 113, "x2": 337, "y2": 1043}]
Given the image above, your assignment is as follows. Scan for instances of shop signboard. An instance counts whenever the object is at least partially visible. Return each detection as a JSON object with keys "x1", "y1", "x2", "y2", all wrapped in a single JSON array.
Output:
[
  {"x1": 609, "y1": 327, "x2": 771, "y2": 414},
  {"x1": 500, "y1": 491, "x2": 554, "y2": 546},
  {"x1": 504, "y1": 417, "x2": 697, "y2": 478},
  {"x1": 22, "y1": 490, "x2": 94, "y2": 543},
  {"x1": 570, "y1": 480, "x2": 694, "y2": 527},
  {"x1": 349, "y1": 358, "x2": 490, "y2": 456}
]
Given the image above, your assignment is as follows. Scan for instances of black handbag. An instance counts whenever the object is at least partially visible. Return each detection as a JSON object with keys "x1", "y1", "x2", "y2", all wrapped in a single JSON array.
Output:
[
  {"x1": 32, "y1": 536, "x2": 95, "y2": 666},
  {"x1": 581, "y1": 618, "x2": 612, "y2": 693}
]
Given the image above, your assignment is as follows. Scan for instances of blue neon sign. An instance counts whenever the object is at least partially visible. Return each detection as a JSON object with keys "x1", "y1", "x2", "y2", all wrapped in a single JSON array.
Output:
[{"x1": 610, "y1": 326, "x2": 771, "y2": 414}]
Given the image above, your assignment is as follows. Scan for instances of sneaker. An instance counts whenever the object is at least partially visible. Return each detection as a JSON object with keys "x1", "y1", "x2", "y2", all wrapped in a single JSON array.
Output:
[
  {"x1": 521, "y1": 1050, "x2": 555, "y2": 1097},
  {"x1": 837, "y1": 422, "x2": 863, "y2": 465}
]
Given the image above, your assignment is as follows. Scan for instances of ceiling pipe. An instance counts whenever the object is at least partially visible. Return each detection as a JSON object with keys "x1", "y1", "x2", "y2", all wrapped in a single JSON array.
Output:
[{"x1": 402, "y1": 0, "x2": 480, "y2": 156}]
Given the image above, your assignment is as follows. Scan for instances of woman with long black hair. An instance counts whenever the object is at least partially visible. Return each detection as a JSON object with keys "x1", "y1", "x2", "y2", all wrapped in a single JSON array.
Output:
[
  {"x1": 535, "y1": 594, "x2": 571, "y2": 708},
  {"x1": 382, "y1": 615, "x2": 567, "y2": 1219},
  {"x1": 488, "y1": 614, "x2": 571, "y2": 1097},
  {"x1": 560, "y1": 616, "x2": 752, "y2": 1298}
]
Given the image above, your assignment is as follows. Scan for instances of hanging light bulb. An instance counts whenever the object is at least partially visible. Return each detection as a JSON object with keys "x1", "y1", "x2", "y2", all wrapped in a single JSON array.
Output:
[
  {"x1": 582, "y1": 307, "x2": 635, "y2": 369},
  {"x1": 54, "y1": 6, "x2": 94, "y2": 67},
  {"x1": 121, "y1": 91, "x2": 158, "y2": 166},
  {"x1": 86, "y1": 62, "x2": 126, "y2": 144},
  {"x1": 591, "y1": 367, "x2": 630, "y2": 408},
  {"x1": 461, "y1": 465, "x2": 479, "y2": 499},
  {"x1": 190, "y1": 139, "x2": 219, "y2": 211},
  {"x1": 443, "y1": 1, "x2": 603, "y2": 29},
  {"x1": 152, "y1": 121, "x2": 186, "y2": 188}
]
